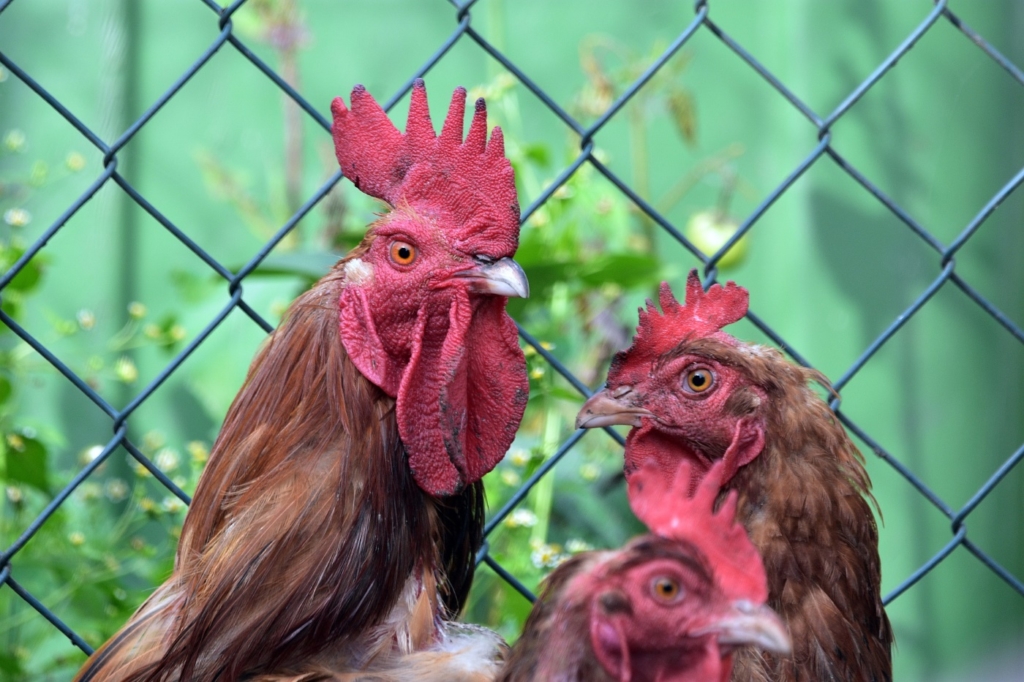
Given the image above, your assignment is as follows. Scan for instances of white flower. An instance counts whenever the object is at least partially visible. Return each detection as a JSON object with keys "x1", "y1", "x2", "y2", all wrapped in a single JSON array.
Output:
[
  {"x1": 104, "y1": 478, "x2": 129, "y2": 502},
  {"x1": 530, "y1": 543, "x2": 568, "y2": 569},
  {"x1": 505, "y1": 508, "x2": 538, "y2": 529},
  {"x1": 154, "y1": 448, "x2": 179, "y2": 473},
  {"x1": 3, "y1": 208, "x2": 30, "y2": 227},
  {"x1": 161, "y1": 496, "x2": 185, "y2": 514}
]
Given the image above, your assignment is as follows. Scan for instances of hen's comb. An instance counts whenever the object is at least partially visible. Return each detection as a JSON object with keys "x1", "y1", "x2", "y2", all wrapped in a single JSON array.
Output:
[
  {"x1": 331, "y1": 80, "x2": 519, "y2": 249},
  {"x1": 627, "y1": 454, "x2": 768, "y2": 603},
  {"x1": 629, "y1": 271, "x2": 748, "y2": 358}
]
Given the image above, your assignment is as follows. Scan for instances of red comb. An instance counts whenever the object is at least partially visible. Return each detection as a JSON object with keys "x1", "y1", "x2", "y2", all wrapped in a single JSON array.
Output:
[
  {"x1": 331, "y1": 80, "x2": 520, "y2": 253},
  {"x1": 630, "y1": 271, "x2": 748, "y2": 358},
  {"x1": 627, "y1": 452, "x2": 768, "y2": 603}
]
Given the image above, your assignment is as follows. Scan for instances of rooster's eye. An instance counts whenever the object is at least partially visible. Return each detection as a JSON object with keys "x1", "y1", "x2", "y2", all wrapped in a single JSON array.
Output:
[
  {"x1": 684, "y1": 369, "x2": 714, "y2": 393},
  {"x1": 389, "y1": 241, "x2": 417, "y2": 266},
  {"x1": 651, "y1": 576, "x2": 682, "y2": 603}
]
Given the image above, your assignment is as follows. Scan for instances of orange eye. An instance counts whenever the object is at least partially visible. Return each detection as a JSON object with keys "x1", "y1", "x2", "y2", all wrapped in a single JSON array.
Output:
[
  {"x1": 651, "y1": 576, "x2": 682, "y2": 603},
  {"x1": 389, "y1": 241, "x2": 417, "y2": 266},
  {"x1": 685, "y1": 369, "x2": 714, "y2": 393}
]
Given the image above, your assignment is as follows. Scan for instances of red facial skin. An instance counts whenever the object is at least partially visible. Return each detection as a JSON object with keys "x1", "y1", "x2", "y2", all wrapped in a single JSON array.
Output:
[
  {"x1": 587, "y1": 554, "x2": 735, "y2": 682},
  {"x1": 338, "y1": 208, "x2": 526, "y2": 495},
  {"x1": 332, "y1": 82, "x2": 529, "y2": 497},
  {"x1": 612, "y1": 352, "x2": 766, "y2": 488},
  {"x1": 576, "y1": 273, "x2": 763, "y2": 488}
]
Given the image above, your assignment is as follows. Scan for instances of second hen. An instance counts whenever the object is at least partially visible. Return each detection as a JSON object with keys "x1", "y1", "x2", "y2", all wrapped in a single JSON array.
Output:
[
  {"x1": 577, "y1": 271, "x2": 893, "y2": 682},
  {"x1": 498, "y1": 455, "x2": 790, "y2": 682}
]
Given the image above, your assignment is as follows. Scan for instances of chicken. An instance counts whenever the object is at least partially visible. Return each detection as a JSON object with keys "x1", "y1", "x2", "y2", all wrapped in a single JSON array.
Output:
[
  {"x1": 576, "y1": 271, "x2": 893, "y2": 682},
  {"x1": 498, "y1": 454, "x2": 790, "y2": 682},
  {"x1": 75, "y1": 80, "x2": 529, "y2": 682}
]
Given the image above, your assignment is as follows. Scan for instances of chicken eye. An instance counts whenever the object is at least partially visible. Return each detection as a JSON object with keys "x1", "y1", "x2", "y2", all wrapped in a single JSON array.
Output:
[
  {"x1": 684, "y1": 368, "x2": 714, "y2": 393},
  {"x1": 389, "y1": 241, "x2": 417, "y2": 266},
  {"x1": 651, "y1": 576, "x2": 682, "y2": 603}
]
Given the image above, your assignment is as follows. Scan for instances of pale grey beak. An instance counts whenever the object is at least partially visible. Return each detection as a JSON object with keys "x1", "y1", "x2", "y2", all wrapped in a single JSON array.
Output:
[
  {"x1": 698, "y1": 600, "x2": 792, "y2": 655},
  {"x1": 575, "y1": 386, "x2": 655, "y2": 429},
  {"x1": 460, "y1": 257, "x2": 530, "y2": 298}
]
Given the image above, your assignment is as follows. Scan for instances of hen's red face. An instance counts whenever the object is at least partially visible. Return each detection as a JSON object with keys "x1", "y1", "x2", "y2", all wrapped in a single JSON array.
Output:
[
  {"x1": 576, "y1": 273, "x2": 765, "y2": 486},
  {"x1": 582, "y1": 536, "x2": 788, "y2": 682},
  {"x1": 332, "y1": 82, "x2": 529, "y2": 496}
]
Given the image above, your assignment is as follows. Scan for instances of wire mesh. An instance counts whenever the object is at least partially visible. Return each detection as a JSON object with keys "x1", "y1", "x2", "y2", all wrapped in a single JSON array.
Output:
[{"x1": 0, "y1": 0, "x2": 1022, "y2": 667}]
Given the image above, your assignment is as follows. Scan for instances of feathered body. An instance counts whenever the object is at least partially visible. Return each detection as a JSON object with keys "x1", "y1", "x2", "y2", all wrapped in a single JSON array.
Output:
[
  {"x1": 577, "y1": 272, "x2": 893, "y2": 682},
  {"x1": 77, "y1": 82, "x2": 529, "y2": 681},
  {"x1": 499, "y1": 457, "x2": 790, "y2": 682}
]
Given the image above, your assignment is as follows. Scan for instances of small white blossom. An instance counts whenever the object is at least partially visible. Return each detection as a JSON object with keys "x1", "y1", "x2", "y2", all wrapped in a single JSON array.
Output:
[
  {"x1": 161, "y1": 496, "x2": 185, "y2": 514},
  {"x1": 3, "y1": 208, "x2": 30, "y2": 227},
  {"x1": 505, "y1": 508, "x2": 538, "y2": 529},
  {"x1": 530, "y1": 543, "x2": 568, "y2": 569},
  {"x1": 104, "y1": 478, "x2": 129, "y2": 502},
  {"x1": 566, "y1": 538, "x2": 593, "y2": 554},
  {"x1": 154, "y1": 447, "x2": 179, "y2": 473}
]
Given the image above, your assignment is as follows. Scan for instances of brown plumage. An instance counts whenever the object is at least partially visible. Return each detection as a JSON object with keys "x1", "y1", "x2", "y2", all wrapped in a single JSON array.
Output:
[
  {"x1": 577, "y1": 273, "x2": 893, "y2": 682},
  {"x1": 78, "y1": 266, "x2": 484, "y2": 680},
  {"x1": 75, "y1": 81, "x2": 528, "y2": 680}
]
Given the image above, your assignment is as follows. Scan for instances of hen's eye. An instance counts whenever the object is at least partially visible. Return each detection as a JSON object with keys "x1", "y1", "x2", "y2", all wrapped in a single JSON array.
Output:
[
  {"x1": 651, "y1": 576, "x2": 682, "y2": 603},
  {"x1": 684, "y1": 369, "x2": 714, "y2": 393},
  {"x1": 389, "y1": 241, "x2": 417, "y2": 266}
]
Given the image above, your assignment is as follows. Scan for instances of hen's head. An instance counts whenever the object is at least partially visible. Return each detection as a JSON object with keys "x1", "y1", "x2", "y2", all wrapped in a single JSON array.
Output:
[
  {"x1": 331, "y1": 81, "x2": 529, "y2": 496},
  {"x1": 576, "y1": 270, "x2": 773, "y2": 486},
  {"x1": 579, "y1": 458, "x2": 788, "y2": 681}
]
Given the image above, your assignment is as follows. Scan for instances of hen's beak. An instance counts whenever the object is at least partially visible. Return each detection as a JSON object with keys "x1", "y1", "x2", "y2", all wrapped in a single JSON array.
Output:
[
  {"x1": 460, "y1": 257, "x2": 529, "y2": 298},
  {"x1": 575, "y1": 386, "x2": 655, "y2": 429},
  {"x1": 697, "y1": 600, "x2": 791, "y2": 654}
]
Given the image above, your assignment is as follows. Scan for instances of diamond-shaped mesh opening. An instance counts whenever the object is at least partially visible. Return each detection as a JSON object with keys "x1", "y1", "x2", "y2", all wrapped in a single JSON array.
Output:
[{"x1": 1, "y1": 0, "x2": 1023, "y2": 679}]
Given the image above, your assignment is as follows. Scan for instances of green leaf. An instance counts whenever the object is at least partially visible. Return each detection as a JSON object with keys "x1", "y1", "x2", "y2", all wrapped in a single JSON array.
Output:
[
  {"x1": 4, "y1": 433, "x2": 49, "y2": 493},
  {"x1": 545, "y1": 386, "x2": 585, "y2": 403},
  {"x1": 576, "y1": 253, "x2": 662, "y2": 289},
  {"x1": 521, "y1": 143, "x2": 551, "y2": 168},
  {"x1": 6, "y1": 254, "x2": 44, "y2": 293},
  {"x1": 0, "y1": 375, "x2": 11, "y2": 404},
  {"x1": 0, "y1": 650, "x2": 23, "y2": 676}
]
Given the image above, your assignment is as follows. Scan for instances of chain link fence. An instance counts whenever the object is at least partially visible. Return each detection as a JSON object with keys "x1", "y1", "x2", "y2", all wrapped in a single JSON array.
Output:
[{"x1": 1, "y1": 0, "x2": 1022, "y2": 674}]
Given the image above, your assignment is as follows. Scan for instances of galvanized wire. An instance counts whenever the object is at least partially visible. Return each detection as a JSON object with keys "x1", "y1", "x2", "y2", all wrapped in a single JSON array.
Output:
[{"x1": 0, "y1": 0, "x2": 1021, "y2": 656}]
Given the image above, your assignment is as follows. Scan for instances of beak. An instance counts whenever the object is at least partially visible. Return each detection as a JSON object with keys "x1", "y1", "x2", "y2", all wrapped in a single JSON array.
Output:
[
  {"x1": 459, "y1": 257, "x2": 529, "y2": 298},
  {"x1": 575, "y1": 386, "x2": 655, "y2": 429},
  {"x1": 697, "y1": 600, "x2": 791, "y2": 655}
]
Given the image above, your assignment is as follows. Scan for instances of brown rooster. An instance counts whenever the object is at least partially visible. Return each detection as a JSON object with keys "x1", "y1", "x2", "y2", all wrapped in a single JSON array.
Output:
[
  {"x1": 576, "y1": 271, "x2": 893, "y2": 682},
  {"x1": 498, "y1": 452, "x2": 790, "y2": 682},
  {"x1": 75, "y1": 81, "x2": 529, "y2": 681}
]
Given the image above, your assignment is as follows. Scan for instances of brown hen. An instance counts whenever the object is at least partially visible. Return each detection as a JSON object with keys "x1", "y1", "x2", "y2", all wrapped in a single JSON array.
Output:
[
  {"x1": 577, "y1": 271, "x2": 893, "y2": 682},
  {"x1": 499, "y1": 453, "x2": 790, "y2": 682}
]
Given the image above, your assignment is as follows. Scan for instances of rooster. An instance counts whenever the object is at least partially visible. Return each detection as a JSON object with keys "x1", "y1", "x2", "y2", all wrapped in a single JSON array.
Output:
[
  {"x1": 75, "y1": 81, "x2": 530, "y2": 681},
  {"x1": 576, "y1": 271, "x2": 893, "y2": 682},
  {"x1": 498, "y1": 452, "x2": 790, "y2": 682}
]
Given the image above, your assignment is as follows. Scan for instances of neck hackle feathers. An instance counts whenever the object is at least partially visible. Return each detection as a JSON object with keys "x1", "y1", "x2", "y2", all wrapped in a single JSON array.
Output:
[{"x1": 331, "y1": 80, "x2": 520, "y2": 255}]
